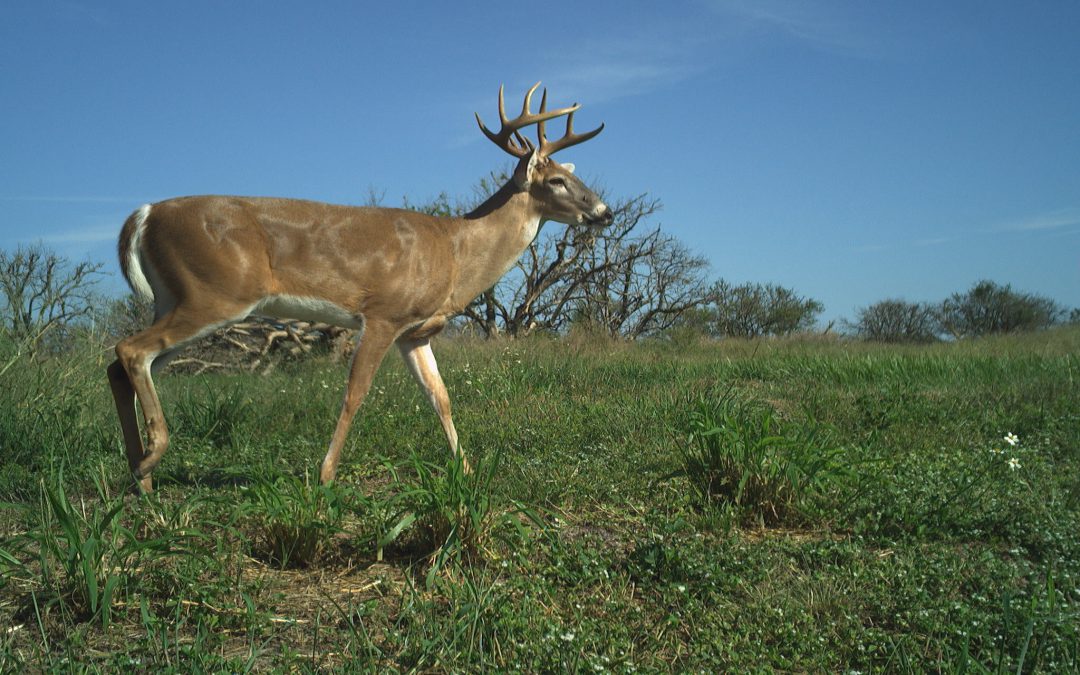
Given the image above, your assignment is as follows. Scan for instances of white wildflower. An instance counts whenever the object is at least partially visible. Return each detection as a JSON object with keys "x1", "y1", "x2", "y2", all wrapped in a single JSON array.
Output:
[
  {"x1": 1004, "y1": 433, "x2": 1019, "y2": 446},
  {"x1": 1007, "y1": 457, "x2": 1021, "y2": 471},
  {"x1": 561, "y1": 631, "x2": 576, "y2": 642}
]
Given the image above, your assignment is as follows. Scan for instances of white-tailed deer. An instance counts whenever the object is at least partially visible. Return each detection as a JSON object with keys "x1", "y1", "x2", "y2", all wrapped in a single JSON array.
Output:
[{"x1": 108, "y1": 83, "x2": 612, "y2": 492}]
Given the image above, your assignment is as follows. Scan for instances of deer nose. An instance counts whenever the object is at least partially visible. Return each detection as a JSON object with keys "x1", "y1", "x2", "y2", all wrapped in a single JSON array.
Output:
[{"x1": 587, "y1": 205, "x2": 614, "y2": 227}]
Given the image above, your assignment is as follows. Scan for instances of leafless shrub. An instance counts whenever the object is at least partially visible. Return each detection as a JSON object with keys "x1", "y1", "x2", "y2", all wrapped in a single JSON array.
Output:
[{"x1": 0, "y1": 245, "x2": 104, "y2": 354}]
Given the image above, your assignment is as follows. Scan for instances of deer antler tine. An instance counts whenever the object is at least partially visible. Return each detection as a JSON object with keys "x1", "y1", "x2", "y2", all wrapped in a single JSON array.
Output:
[
  {"x1": 537, "y1": 88, "x2": 550, "y2": 147},
  {"x1": 475, "y1": 113, "x2": 494, "y2": 142},
  {"x1": 540, "y1": 115, "x2": 605, "y2": 157},
  {"x1": 497, "y1": 84, "x2": 508, "y2": 125},
  {"x1": 522, "y1": 82, "x2": 542, "y2": 117},
  {"x1": 478, "y1": 83, "x2": 601, "y2": 159}
]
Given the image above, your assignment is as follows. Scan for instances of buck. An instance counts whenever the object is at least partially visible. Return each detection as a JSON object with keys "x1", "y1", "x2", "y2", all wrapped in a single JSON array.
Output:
[{"x1": 107, "y1": 83, "x2": 613, "y2": 492}]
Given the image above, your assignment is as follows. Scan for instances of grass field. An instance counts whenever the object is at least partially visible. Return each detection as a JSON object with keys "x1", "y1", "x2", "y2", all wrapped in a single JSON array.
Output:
[{"x1": 1, "y1": 327, "x2": 1078, "y2": 672}]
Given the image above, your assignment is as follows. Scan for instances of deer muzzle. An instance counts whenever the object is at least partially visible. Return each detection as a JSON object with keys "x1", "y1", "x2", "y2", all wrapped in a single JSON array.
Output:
[{"x1": 583, "y1": 204, "x2": 614, "y2": 228}]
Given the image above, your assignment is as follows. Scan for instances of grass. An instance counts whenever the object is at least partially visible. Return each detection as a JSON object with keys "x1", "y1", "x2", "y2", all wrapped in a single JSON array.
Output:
[
  {"x1": 242, "y1": 470, "x2": 347, "y2": 569},
  {"x1": 682, "y1": 392, "x2": 848, "y2": 525},
  {"x1": 1, "y1": 327, "x2": 1078, "y2": 671}
]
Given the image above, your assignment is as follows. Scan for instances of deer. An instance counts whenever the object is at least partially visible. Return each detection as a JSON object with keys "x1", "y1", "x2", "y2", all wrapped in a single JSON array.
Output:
[{"x1": 107, "y1": 83, "x2": 613, "y2": 492}]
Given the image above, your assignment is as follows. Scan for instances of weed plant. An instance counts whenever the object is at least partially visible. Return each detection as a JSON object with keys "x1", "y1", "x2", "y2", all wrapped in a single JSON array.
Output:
[
  {"x1": 241, "y1": 470, "x2": 346, "y2": 568},
  {"x1": 172, "y1": 381, "x2": 254, "y2": 452},
  {"x1": 382, "y1": 450, "x2": 543, "y2": 584},
  {"x1": 3, "y1": 468, "x2": 212, "y2": 631},
  {"x1": 682, "y1": 393, "x2": 848, "y2": 526}
]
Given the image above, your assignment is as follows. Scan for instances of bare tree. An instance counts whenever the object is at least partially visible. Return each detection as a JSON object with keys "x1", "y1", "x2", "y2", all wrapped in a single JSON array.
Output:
[
  {"x1": 458, "y1": 193, "x2": 711, "y2": 338},
  {"x1": 848, "y1": 299, "x2": 940, "y2": 343},
  {"x1": 0, "y1": 245, "x2": 104, "y2": 352},
  {"x1": 576, "y1": 225, "x2": 710, "y2": 338},
  {"x1": 457, "y1": 192, "x2": 659, "y2": 337},
  {"x1": 706, "y1": 280, "x2": 823, "y2": 338},
  {"x1": 939, "y1": 280, "x2": 1063, "y2": 338}
]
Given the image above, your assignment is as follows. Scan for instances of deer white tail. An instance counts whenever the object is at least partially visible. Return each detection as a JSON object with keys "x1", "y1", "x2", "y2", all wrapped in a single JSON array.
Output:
[{"x1": 119, "y1": 204, "x2": 154, "y2": 302}]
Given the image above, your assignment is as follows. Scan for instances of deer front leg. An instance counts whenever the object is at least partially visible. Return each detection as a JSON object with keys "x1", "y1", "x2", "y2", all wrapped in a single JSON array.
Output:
[
  {"x1": 321, "y1": 321, "x2": 398, "y2": 484},
  {"x1": 397, "y1": 337, "x2": 469, "y2": 473}
]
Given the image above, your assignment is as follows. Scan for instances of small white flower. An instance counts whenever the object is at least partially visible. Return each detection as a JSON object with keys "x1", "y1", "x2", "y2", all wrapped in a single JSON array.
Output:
[
  {"x1": 990, "y1": 447, "x2": 1004, "y2": 456},
  {"x1": 676, "y1": 584, "x2": 687, "y2": 593},
  {"x1": 1007, "y1": 457, "x2": 1021, "y2": 471},
  {"x1": 561, "y1": 631, "x2": 576, "y2": 642},
  {"x1": 1004, "y1": 433, "x2": 1019, "y2": 447}
]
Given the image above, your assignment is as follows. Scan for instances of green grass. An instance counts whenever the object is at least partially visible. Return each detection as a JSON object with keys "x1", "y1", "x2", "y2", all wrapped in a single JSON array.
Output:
[{"x1": 1, "y1": 327, "x2": 1078, "y2": 671}]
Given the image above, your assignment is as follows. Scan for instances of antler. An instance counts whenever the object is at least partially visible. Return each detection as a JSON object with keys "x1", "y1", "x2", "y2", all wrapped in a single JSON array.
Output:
[
  {"x1": 476, "y1": 82, "x2": 604, "y2": 159},
  {"x1": 536, "y1": 88, "x2": 605, "y2": 157}
]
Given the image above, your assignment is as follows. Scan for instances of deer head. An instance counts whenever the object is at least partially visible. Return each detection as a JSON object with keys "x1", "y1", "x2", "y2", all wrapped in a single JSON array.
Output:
[{"x1": 476, "y1": 83, "x2": 613, "y2": 228}]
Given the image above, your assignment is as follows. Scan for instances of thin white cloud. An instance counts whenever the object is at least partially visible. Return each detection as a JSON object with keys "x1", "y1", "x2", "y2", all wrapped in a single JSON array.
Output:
[
  {"x1": 854, "y1": 243, "x2": 890, "y2": 253},
  {"x1": 857, "y1": 206, "x2": 1080, "y2": 253},
  {"x1": 457, "y1": 3, "x2": 899, "y2": 153},
  {"x1": 541, "y1": 58, "x2": 700, "y2": 107},
  {"x1": 914, "y1": 236, "x2": 957, "y2": 247},
  {"x1": 455, "y1": 40, "x2": 702, "y2": 151},
  {"x1": 1045, "y1": 227, "x2": 1080, "y2": 239},
  {"x1": 707, "y1": 0, "x2": 902, "y2": 60},
  {"x1": 0, "y1": 195, "x2": 137, "y2": 204},
  {"x1": 37, "y1": 224, "x2": 118, "y2": 245},
  {"x1": 856, "y1": 233, "x2": 957, "y2": 253},
  {"x1": 530, "y1": 17, "x2": 723, "y2": 108},
  {"x1": 994, "y1": 207, "x2": 1080, "y2": 232}
]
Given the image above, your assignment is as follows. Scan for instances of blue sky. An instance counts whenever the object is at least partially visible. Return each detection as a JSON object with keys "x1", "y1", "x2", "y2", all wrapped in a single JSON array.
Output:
[{"x1": 2, "y1": 1, "x2": 1078, "y2": 322}]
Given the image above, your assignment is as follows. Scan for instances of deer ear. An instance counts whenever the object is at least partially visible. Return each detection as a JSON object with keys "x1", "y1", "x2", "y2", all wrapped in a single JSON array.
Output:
[
  {"x1": 518, "y1": 150, "x2": 545, "y2": 188},
  {"x1": 561, "y1": 162, "x2": 575, "y2": 174}
]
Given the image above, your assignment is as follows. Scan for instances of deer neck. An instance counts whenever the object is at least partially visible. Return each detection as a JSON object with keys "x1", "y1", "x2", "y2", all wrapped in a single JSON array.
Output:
[{"x1": 446, "y1": 182, "x2": 542, "y2": 310}]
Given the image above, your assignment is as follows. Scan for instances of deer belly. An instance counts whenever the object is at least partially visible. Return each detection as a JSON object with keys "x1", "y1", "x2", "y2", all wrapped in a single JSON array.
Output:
[{"x1": 254, "y1": 294, "x2": 364, "y2": 330}]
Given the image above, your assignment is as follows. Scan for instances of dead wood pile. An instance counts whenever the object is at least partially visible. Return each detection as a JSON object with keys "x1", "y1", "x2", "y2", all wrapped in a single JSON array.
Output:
[{"x1": 168, "y1": 317, "x2": 355, "y2": 374}]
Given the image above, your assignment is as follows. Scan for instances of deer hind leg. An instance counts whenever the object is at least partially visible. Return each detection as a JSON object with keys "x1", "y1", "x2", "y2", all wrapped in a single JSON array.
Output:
[
  {"x1": 107, "y1": 359, "x2": 152, "y2": 493},
  {"x1": 111, "y1": 302, "x2": 250, "y2": 491},
  {"x1": 397, "y1": 337, "x2": 469, "y2": 473},
  {"x1": 320, "y1": 320, "x2": 398, "y2": 485}
]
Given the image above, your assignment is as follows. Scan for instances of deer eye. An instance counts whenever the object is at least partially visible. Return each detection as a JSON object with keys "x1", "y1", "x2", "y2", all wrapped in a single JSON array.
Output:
[{"x1": 548, "y1": 177, "x2": 567, "y2": 188}]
